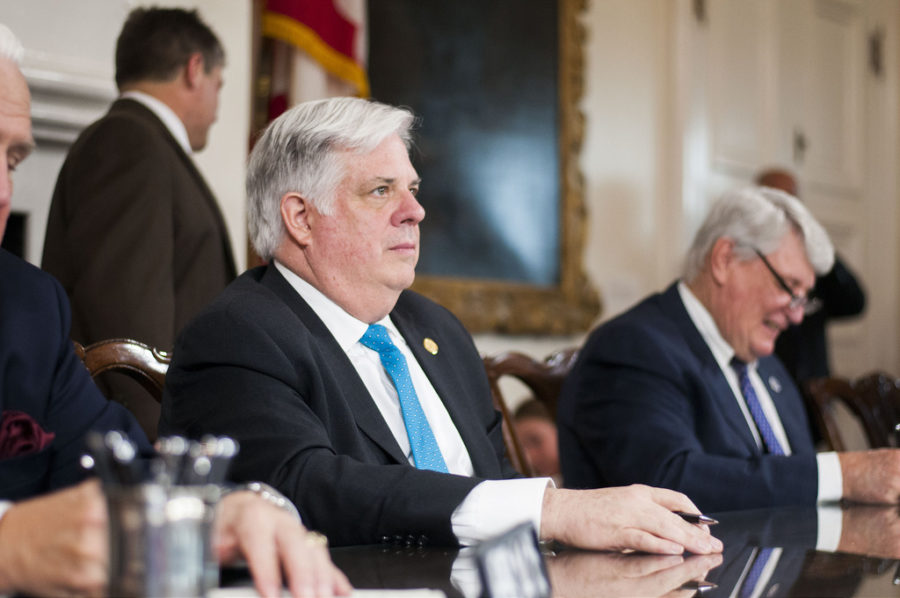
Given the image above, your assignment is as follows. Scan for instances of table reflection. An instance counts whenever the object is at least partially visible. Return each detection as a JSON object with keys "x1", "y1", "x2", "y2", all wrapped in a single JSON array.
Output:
[
  {"x1": 706, "y1": 504, "x2": 900, "y2": 598},
  {"x1": 329, "y1": 504, "x2": 900, "y2": 598},
  {"x1": 546, "y1": 552, "x2": 720, "y2": 598}
]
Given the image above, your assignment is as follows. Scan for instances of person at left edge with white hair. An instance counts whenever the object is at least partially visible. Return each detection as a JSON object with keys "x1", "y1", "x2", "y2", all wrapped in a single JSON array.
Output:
[{"x1": 0, "y1": 22, "x2": 351, "y2": 598}]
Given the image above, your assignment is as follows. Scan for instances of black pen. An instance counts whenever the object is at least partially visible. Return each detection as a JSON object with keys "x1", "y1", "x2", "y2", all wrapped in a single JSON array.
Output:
[
  {"x1": 674, "y1": 511, "x2": 719, "y2": 525},
  {"x1": 678, "y1": 580, "x2": 717, "y2": 592}
]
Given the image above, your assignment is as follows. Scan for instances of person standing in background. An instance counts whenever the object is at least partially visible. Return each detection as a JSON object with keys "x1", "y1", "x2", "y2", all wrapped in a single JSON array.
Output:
[
  {"x1": 42, "y1": 7, "x2": 237, "y2": 435},
  {"x1": 755, "y1": 168, "x2": 866, "y2": 385}
]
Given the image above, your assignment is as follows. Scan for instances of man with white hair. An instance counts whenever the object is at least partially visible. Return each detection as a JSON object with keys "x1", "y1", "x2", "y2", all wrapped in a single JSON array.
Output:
[
  {"x1": 558, "y1": 187, "x2": 900, "y2": 511},
  {"x1": 161, "y1": 96, "x2": 723, "y2": 556},
  {"x1": 0, "y1": 23, "x2": 349, "y2": 598}
]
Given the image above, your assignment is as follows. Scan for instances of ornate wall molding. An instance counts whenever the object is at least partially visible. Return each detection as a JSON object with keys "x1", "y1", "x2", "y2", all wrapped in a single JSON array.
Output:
[{"x1": 23, "y1": 55, "x2": 114, "y2": 145}]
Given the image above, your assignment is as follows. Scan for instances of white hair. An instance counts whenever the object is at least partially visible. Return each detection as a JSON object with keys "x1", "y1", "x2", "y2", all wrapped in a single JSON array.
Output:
[
  {"x1": 0, "y1": 23, "x2": 24, "y2": 66},
  {"x1": 247, "y1": 97, "x2": 416, "y2": 260},
  {"x1": 683, "y1": 186, "x2": 834, "y2": 281}
]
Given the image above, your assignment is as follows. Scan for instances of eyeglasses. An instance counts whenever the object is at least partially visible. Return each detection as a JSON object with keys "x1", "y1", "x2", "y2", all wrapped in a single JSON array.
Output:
[{"x1": 753, "y1": 249, "x2": 822, "y2": 315}]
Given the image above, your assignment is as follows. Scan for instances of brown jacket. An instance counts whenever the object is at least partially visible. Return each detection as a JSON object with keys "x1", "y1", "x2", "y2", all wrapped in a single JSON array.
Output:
[{"x1": 42, "y1": 98, "x2": 236, "y2": 352}]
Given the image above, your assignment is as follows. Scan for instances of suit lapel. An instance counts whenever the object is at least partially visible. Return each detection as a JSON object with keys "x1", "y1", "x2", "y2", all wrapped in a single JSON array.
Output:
[
  {"x1": 659, "y1": 284, "x2": 762, "y2": 455},
  {"x1": 260, "y1": 267, "x2": 408, "y2": 464},
  {"x1": 391, "y1": 299, "x2": 497, "y2": 474}
]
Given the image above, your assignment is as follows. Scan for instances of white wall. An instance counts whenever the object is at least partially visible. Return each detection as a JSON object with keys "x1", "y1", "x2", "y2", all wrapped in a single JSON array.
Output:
[{"x1": 580, "y1": 0, "x2": 675, "y2": 317}]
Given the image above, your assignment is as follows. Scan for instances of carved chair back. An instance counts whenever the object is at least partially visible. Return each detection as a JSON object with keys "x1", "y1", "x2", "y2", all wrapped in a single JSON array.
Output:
[
  {"x1": 74, "y1": 338, "x2": 170, "y2": 401},
  {"x1": 74, "y1": 338, "x2": 171, "y2": 442},
  {"x1": 803, "y1": 372, "x2": 900, "y2": 451},
  {"x1": 482, "y1": 348, "x2": 579, "y2": 476}
]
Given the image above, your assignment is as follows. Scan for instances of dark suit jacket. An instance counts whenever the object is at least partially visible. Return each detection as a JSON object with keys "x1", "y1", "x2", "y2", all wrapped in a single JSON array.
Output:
[
  {"x1": 42, "y1": 98, "x2": 236, "y2": 352},
  {"x1": 160, "y1": 265, "x2": 518, "y2": 547},
  {"x1": 0, "y1": 249, "x2": 149, "y2": 500},
  {"x1": 558, "y1": 282, "x2": 818, "y2": 512}
]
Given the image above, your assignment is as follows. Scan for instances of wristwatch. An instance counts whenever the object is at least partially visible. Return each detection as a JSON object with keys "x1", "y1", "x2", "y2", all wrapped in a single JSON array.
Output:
[{"x1": 229, "y1": 482, "x2": 301, "y2": 522}]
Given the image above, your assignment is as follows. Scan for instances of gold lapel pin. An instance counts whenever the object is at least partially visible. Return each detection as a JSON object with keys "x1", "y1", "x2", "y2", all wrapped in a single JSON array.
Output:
[{"x1": 423, "y1": 338, "x2": 438, "y2": 355}]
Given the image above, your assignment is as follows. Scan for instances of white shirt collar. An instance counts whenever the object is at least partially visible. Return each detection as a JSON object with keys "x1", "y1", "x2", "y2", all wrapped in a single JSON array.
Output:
[
  {"x1": 677, "y1": 281, "x2": 757, "y2": 373},
  {"x1": 119, "y1": 90, "x2": 192, "y2": 155},
  {"x1": 272, "y1": 260, "x2": 397, "y2": 350}
]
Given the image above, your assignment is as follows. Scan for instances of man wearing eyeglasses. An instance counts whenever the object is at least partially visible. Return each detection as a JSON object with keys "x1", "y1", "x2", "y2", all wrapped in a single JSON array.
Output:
[{"x1": 558, "y1": 186, "x2": 900, "y2": 512}]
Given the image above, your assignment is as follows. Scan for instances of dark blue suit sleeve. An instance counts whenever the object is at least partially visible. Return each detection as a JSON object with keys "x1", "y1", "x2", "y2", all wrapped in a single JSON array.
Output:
[{"x1": 0, "y1": 253, "x2": 150, "y2": 500}]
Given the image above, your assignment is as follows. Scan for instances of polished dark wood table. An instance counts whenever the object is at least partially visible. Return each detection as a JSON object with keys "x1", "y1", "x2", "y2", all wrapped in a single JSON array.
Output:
[{"x1": 329, "y1": 504, "x2": 900, "y2": 597}]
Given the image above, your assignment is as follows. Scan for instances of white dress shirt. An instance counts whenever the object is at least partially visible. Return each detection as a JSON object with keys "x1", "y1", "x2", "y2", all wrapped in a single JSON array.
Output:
[
  {"x1": 678, "y1": 282, "x2": 841, "y2": 549},
  {"x1": 119, "y1": 90, "x2": 193, "y2": 155},
  {"x1": 273, "y1": 261, "x2": 550, "y2": 546}
]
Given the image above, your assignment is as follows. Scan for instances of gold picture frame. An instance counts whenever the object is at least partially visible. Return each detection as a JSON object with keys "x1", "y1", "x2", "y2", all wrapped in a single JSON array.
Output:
[{"x1": 410, "y1": 0, "x2": 600, "y2": 334}]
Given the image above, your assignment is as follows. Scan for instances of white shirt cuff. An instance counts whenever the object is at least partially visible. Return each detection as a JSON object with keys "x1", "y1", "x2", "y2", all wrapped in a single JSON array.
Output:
[
  {"x1": 815, "y1": 504, "x2": 843, "y2": 551},
  {"x1": 450, "y1": 477, "x2": 553, "y2": 546},
  {"x1": 816, "y1": 451, "x2": 843, "y2": 503}
]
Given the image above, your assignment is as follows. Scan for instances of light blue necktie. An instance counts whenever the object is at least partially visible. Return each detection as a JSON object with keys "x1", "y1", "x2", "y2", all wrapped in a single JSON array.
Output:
[
  {"x1": 360, "y1": 324, "x2": 448, "y2": 473},
  {"x1": 731, "y1": 359, "x2": 786, "y2": 456}
]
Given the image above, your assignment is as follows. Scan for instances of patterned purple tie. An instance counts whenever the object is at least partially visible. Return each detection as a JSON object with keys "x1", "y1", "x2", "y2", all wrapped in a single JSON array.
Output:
[
  {"x1": 739, "y1": 547, "x2": 775, "y2": 598},
  {"x1": 731, "y1": 359, "x2": 786, "y2": 455},
  {"x1": 360, "y1": 324, "x2": 448, "y2": 472}
]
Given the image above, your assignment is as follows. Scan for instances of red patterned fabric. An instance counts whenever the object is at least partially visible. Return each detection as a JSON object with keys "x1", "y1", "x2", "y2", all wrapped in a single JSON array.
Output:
[{"x1": 0, "y1": 410, "x2": 55, "y2": 459}]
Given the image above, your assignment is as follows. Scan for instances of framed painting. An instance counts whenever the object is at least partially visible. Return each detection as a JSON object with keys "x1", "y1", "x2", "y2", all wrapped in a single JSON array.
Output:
[{"x1": 368, "y1": 0, "x2": 599, "y2": 334}]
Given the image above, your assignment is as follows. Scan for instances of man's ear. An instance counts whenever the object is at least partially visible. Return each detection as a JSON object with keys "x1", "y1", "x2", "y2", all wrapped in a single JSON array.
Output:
[
  {"x1": 281, "y1": 192, "x2": 313, "y2": 247},
  {"x1": 708, "y1": 237, "x2": 737, "y2": 285},
  {"x1": 184, "y1": 53, "x2": 204, "y2": 89}
]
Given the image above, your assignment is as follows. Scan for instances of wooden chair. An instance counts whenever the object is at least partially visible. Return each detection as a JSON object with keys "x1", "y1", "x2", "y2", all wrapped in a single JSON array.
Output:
[
  {"x1": 74, "y1": 338, "x2": 171, "y2": 442},
  {"x1": 803, "y1": 372, "x2": 900, "y2": 451},
  {"x1": 74, "y1": 338, "x2": 170, "y2": 400},
  {"x1": 482, "y1": 348, "x2": 579, "y2": 476}
]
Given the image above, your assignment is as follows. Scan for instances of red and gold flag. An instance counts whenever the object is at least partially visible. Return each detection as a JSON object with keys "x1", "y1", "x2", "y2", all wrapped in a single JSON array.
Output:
[{"x1": 262, "y1": 0, "x2": 368, "y2": 99}]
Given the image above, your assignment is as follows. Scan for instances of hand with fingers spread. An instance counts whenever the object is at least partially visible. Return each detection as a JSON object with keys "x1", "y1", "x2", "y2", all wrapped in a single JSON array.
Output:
[
  {"x1": 215, "y1": 490, "x2": 352, "y2": 598},
  {"x1": 540, "y1": 485, "x2": 723, "y2": 555}
]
